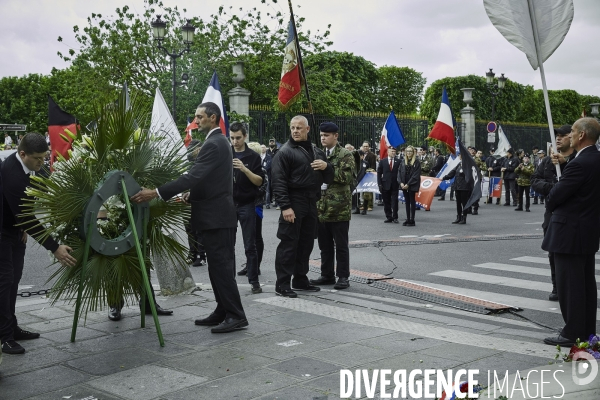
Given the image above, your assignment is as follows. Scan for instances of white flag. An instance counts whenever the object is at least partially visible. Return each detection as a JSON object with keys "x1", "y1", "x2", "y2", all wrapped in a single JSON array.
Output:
[
  {"x1": 494, "y1": 126, "x2": 512, "y2": 157},
  {"x1": 150, "y1": 88, "x2": 187, "y2": 158},
  {"x1": 483, "y1": 0, "x2": 574, "y2": 70}
]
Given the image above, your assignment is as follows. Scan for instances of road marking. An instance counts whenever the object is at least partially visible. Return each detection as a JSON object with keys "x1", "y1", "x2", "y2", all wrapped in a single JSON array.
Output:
[
  {"x1": 17, "y1": 285, "x2": 34, "y2": 290},
  {"x1": 512, "y1": 256, "x2": 600, "y2": 270},
  {"x1": 524, "y1": 222, "x2": 543, "y2": 225},
  {"x1": 429, "y1": 270, "x2": 555, "y2": 292},
  {"x1": 473, "y1": 262, "x2": 600, "y2": 281},
  {"x1": 255, "y1": 297, "x2": 557, "y2": 359}
]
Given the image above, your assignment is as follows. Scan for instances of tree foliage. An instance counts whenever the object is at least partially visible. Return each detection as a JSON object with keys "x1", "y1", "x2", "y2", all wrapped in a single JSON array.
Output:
[{"x1": 375, "y1": 66, "x2": 426, "y2": 114}]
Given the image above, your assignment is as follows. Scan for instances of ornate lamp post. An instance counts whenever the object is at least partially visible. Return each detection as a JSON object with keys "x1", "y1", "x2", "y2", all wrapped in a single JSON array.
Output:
[
  {"x1": 590, "y1": 103, "x2": 600, "y2": 119},
  {"x1": 484, "y1": 68, "x2": 507, "y2": 123},
  {"x1": 151, "y1": 16, "x2": 195, "y2": 122}
]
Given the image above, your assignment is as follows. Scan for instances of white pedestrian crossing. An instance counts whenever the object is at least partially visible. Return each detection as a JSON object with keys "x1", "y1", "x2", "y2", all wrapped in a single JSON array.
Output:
[
  {"x1": 512, "y1": 256, "x2": 600, "y2": 270},
  {"x1": 429, "y1": 270, "x2": 553, "y2": 291},
  {"x1": 473, "y1": 262, "x2": 600, "y2": 281}
]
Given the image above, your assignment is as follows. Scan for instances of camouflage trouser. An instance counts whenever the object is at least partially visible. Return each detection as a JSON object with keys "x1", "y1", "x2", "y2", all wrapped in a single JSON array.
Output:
[{"x1": 362, "y1": 193, "x2": 373, "y2": 209}]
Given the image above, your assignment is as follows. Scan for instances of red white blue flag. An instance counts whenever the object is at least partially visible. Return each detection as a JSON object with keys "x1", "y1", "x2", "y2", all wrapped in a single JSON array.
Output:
[
  {"x1": 489, "y1": 176, "x2": 503, "y2": 198},
  {"x1": 428, "y1": 87, "x2": 456, "y2": 154},
  {"x1": 278, "y1": 20, "x2": 303, "y2": 110},
  {"x1": 201, "y1": 72, "x2": 229, "y2": 136},
  {"x1": 379, "y1": 111, "x2": 406, "y2": 159}
]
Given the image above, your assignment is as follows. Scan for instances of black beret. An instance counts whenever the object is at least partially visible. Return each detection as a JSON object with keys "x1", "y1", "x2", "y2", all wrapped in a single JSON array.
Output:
[{"x1": 319, "y1": 122, "x2": 339, "y2": 133}]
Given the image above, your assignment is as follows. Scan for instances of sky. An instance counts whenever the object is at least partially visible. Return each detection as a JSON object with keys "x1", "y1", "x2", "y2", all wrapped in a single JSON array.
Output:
[{"x1": 1, "y1": 0, "x2": 599, "y2": 98}]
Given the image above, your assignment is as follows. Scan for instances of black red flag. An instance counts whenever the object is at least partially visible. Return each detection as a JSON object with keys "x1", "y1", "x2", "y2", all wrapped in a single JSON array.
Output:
[{"x1": 48, "y1": 95, "x2": 77, "y2": 166}]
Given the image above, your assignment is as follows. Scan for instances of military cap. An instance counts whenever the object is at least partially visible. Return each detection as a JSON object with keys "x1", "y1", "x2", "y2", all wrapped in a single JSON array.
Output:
[
  {"x1": 554, "y1": 124, "x2": 572, "y2": 135},
  {"x1": 319, "y1": 122, "x2": 339, "y2": 133}
]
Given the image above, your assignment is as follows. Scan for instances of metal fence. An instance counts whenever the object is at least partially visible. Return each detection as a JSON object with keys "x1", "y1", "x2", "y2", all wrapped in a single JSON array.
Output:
[
  {"x1": 248, "y1": 110, "x2": 430, "y2": 149},
  {"x1": 475, "y1": 122, "x2": 550, "y2": 154}
]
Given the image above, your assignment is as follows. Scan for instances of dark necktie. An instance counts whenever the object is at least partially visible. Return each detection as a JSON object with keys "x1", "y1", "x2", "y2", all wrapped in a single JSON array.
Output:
[
  {"x1": 326, "y1": 149, "x2": 330, "y2": 157},
  {"x1": 389, "y1": 159, "x2": 393, "y2": 171}
]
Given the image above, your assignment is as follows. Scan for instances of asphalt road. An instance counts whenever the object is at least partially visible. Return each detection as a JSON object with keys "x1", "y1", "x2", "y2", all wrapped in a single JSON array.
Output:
[{"x1": 18, "y1": 192, "x2": 597, "y2": 337}]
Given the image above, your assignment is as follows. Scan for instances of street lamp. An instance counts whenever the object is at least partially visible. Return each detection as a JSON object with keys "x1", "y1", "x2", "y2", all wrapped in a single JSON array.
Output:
[
  {"x1": 151, "y1": 15, "x2": 196, "y2": 123},
  {"x1": 590, "y1": 103, "x2": 600, "y2": 119},
  {"x1": 484, "y1": 68, "x2": 507, "y2": 123}
]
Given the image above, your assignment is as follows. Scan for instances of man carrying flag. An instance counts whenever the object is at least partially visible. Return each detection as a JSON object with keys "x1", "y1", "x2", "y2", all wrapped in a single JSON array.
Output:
[
  {"x1": 428, "y1": 87, "x2": 456, "y2": 154},
  {"x1": 440, "y1": 140, "x2": 478, "y2": 224}
]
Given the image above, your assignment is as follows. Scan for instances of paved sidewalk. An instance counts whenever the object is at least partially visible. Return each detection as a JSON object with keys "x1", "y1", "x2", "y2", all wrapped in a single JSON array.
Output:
[{"x1": 1, "y1": 282, "x2": 598, "y2": 399}]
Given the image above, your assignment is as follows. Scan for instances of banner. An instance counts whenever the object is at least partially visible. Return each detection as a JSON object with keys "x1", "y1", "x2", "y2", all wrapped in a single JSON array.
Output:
[
  {"x1": 354, "y1": 171, "x2": 379, "y2": 193},
  {"x1": 414, "y1": 177, "x2": 442, "y2": 211},
  {"x1": 489, "y1": 177, "x2": 503, "y2": 198}
]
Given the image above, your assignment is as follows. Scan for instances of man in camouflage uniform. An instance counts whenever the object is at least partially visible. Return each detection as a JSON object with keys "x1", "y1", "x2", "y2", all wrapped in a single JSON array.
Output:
[
  {"x1": 419, "y1": 149, "x2": 432, "y2": 177},
  {"x1": 311, "y1": 122, "x2": 355, "y2": 290}
]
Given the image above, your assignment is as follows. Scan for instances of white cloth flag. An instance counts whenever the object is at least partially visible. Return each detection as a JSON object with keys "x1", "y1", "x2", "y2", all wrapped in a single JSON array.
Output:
[
  {"x1": 150, "y1": 88, "x2": 187, "y2": 158},
  {"x1": 483, "y1": 0, "x2": 574, "y2": 70},
  {"x1": 494, "y1": 126, "x2": 512, "y2": 158}
]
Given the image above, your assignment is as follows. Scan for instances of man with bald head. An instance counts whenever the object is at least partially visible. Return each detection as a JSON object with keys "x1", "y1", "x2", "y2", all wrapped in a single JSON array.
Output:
[
  {"x1": 271, "y1": 116, "x2": 334, "y2": 298},
  {"x1": 542, "y1": 118, "x2": 600, "y2": 347}
]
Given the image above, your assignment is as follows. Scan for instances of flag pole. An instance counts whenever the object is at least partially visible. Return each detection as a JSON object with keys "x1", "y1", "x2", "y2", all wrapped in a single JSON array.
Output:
[
  {"x1": 527, "y1": 0, "x2": 561, "y2": 179},
  {"x1": 287, "y1": 0, "x2": 317, "y2": 143}
]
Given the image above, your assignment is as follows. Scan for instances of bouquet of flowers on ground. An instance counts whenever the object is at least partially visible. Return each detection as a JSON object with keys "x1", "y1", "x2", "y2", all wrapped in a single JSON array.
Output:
[{"x1": 564, "y1": 334, "x2": 600, "y2": 361}]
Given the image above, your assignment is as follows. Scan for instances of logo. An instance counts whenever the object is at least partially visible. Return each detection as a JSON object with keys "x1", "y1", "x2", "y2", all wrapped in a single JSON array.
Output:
[
  {"x1": 571, "y1": 352, "x2": 598, "y2": 385},
  {"x1": 421, "y1": 179, "x2": 433, "y2": 189}
]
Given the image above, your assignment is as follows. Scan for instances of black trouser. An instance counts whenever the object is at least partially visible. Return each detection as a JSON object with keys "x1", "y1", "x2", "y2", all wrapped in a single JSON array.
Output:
[
  {"x1": 275, "y1": 195, "x2": 317, "y2": 290},
  {"x1": 255, "y1": 211, "x2": 264, "y2": 269},
  {"x1": 0, "y1": 229, "x2": 26, "y2": 343},
  {"x1": 554, "y1": 253, "x2": 597, "y2": 341},
  {"x1": 455, "y1": 190, "x2": 472, "y2": 216},
  {"x1": 317, "y1": 221, "x2": 350, "y2": 279},
  {"x1": 382, "y1": 187, "x2": 399, "y2": 220},
  {"x1": 203, "y1": 227, "x2": 246, "y2": 320},
  {"x1": 185, "y1": 218, "x2": 205, "y2": 260},
  {"x1": 402, "y1": 190, "x2": 416, "y2": 221},
  {"x1": 352, "y1": 193, "x2": 359, "y2": 209},
  {"x1": 517, "y1": 185, "x2": 530, "y2": 209},
  {"x1": 235, "y1": 203, "x2": 259, "y2": 284},
  {"x1": 504, "y1": 179, "x2": 517, "y2": 204},
  {"x1": 542, "y1": 225, "x2": 556, "y2": 290}
]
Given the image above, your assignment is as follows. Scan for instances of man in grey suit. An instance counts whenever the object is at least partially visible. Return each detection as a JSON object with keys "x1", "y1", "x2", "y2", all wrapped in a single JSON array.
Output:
[
  {"x1": 132, "y1": 102, "x2": 247, "y2": 333},
  {"x1": 542, "y1": 117, "x2": 600, "y2": 347}
]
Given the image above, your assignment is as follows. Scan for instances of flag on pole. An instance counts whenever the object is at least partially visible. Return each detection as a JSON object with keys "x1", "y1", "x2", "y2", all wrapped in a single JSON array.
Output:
[
  {"x1": 201, "y1": 72, "x2": 229, "y2": 136},
  {"x1": 488, "y1": 177, "x2": 503, "y2": 198},
  {"x1": 150, "y1": 87, "x2": 187, "y2": 158},
  {"x1": 427, "y1": 87, "x2": 457, "y2": 154},
  {"x1": 414, "y1": 177, "x2": 442, "y2": 211},
  {"x1": 436, "y1": 137, "x2": 461, "y2": 191},
  {"x1": 581, "y1": 108, "x2": 586, "y2": 118},
  {"x1": 184, "y1": 117, "x2": 195, "y2": 148},
  {"x1": 48, "y1": 95, "x2": 77, "y2": 166},
  {"x1": 278, "y1": 20, "x2": 303, "y2": 110},
  {"x1": 493, "y1": 125, "x2": 512, "y2": 157},
  {"x1": 458, "y1": 140, "x2": 482, "y2": 210},
  {"x1": 379, "y1": 111, "x2": 406, "y2": 159}
]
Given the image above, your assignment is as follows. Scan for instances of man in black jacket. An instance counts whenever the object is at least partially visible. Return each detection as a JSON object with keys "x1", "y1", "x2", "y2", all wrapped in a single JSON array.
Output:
[
  {"x1": 377, "y1": 146, "x2": 400, "y2": 223},
  {"x1": 271, "y1": 115, "x2": 334, "y2": 298},
  {"x1": 501, "y1": 148, "x2": 519, "y2": 206},
  {"x1": 132, "y1": 102, "x2": 247, "y2": 334},
  {"x1": 530, "y1": 125, "x2": 575, "y2": 302},
  {"x1": 230, "y1": 122, "x2": 264, "y2": 295},
  {"x1": 542, "y1": 118, "x2": 600, "y2": 347},
  {"x1": 1, "y1": 134, "x2": 77, "y2": 355}
]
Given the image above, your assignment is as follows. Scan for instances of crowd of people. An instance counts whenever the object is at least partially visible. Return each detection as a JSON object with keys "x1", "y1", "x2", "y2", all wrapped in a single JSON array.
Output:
[{"x1": 1, "y1": 104, "x2": 599, "y2": 355}]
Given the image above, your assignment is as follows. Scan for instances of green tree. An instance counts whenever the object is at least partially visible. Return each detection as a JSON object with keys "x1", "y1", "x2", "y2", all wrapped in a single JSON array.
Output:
[{"x1": 375, "y1": 66, "x2": 426, "y2": 114}]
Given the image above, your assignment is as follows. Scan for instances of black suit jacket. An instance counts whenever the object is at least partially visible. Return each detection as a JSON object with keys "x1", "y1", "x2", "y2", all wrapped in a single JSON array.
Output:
[
  {"x1": 0, "y1": 153, "x2": 59, "y2": 251},
  {"x1": 377, "y1": 157, "x2": 400, "y2": 191},
  {"x1": 542, "y1": 146, "x2": 600, "y2": 254},
  {"x1": 158, "y1": 129, "x2": 237, "y2": 231}
]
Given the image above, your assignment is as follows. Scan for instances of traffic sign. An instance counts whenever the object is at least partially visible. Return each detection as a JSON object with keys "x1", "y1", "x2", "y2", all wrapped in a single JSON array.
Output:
[
  {"x1": 486, "y1": 121, "x2": 497, "y2": 133},
  {"x1": 0, "y1": 124, "x2": 27, "y2": 132}
]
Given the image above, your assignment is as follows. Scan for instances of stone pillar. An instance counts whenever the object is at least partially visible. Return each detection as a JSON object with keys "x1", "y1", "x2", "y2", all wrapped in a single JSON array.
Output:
[
  {"x1": 228, "y1": 61, "x2": 251, "y2": 116},
  {"x1": 460, "y1": 88, "x2": 476, "y2": 148}
]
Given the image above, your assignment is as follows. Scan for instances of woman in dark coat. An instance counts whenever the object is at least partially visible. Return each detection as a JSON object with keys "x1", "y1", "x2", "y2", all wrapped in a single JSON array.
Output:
[
  {"x1": 397, "y1": 145, "x2": 421, "y2": 226},
  {"x1": 441, "y1": 155, "x2": 474, "y2": 224}
]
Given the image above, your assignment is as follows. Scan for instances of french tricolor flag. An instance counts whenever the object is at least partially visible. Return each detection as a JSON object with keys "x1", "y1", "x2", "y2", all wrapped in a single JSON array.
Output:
[
  {"x1": 428, "y1": 87, "x2": 456, "y2": 154},
  {"x1": 379, "y1": 111, "x2": 406, "y2": 159},
  {"x1": 201, "y1": 72, "x2": 229, "y2": 136}
]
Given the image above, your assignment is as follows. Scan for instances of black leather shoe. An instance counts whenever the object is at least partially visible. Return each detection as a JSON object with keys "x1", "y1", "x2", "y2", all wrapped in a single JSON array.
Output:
[
  {"x1": 145, "y1": 303, "x2": 173, "y2": 316},
  {"x1": 265, "y1": 204, "x2": 270, "y2": 209},
  {"x1": 1, "y1": 340, "x2": 25, "y2": 354},
  {"x1": 503, "y1": 203, "x2": 511, "y2": 206},
  {"x1": 195, "y1": 312, "x2": 226, "y2": 326},
  {"x1": 438, "y1": 197, "x2": 445, "y2": 201},
  {"x1": 352, "y1": 208, "x2": 361, "y2": 214},
  {"x1": 251, "y1": 282, "x2": 263, "y2": 294},
  {"x1": 472, "y1": 209, "x2": 478, "y2": 215},
  {"x1": 402, "y1": 219, "x2": 409, "y2": 226},
  {"x1": 407, "y1": 220, "x2": 415, "y2": 226},
  {"x1": 108, "y1": 307, "x2": 122, "y2": 321},
  {"x1": 544, "y1": 334, "x2": 575, "y2": 347},
  {"x1": 292, "y1": 284, "x2": 321, "y2": 292},
  {"x1": 310, "y1": 276, "x2": 336, "y2": 285},
  {"x1": 526, "y1": 208, "x2": 530, "y2": 212},
  {"x1": 333, "y1": 277, "x2": 350, "y2": 290},
  {"x1": 237, "y1": 265, "x2": 248, "y2": 276},
  {"x1": 13, "y1": 327, "x2": 40, "y2": 340},
  {"x1": 549, "y1": 290, "x2": 559, "y2": 301},
  {"x1": 276, "y1": 288, "x2": 298, "y2": 298},
  {"x1": 384, "y1": 218, "x2": 393, "y2": 223},
  {"x1": 361, "y1": 210, "x2": 367, "y2": 215},
  {"x1": 393, "y1": 219, "x2": 399, "y2": 223},
  {"x1": 211, "y1": 317, "x2": 249, "y2": 333},
  {"x1": 514, "y1": 207, "x2": 523, "y2": 211},
  {"x1": 192, "y1": 257, "x2": 205, "y2": 267}
]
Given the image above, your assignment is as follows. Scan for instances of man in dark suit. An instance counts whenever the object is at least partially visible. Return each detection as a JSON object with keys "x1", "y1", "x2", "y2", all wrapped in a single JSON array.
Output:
[
  {"x1": 377, "y1": 146, "x2": 400, "y2": 223},
  {"x1": 1, "y1": 133, "x2": 77, "y2": 355},
  {"x1": 542, "y1": 118, "x2": 600, "y2": 347},
  {"x1": 132, "y1": 102, "x2": 247, "y2": 334}
]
